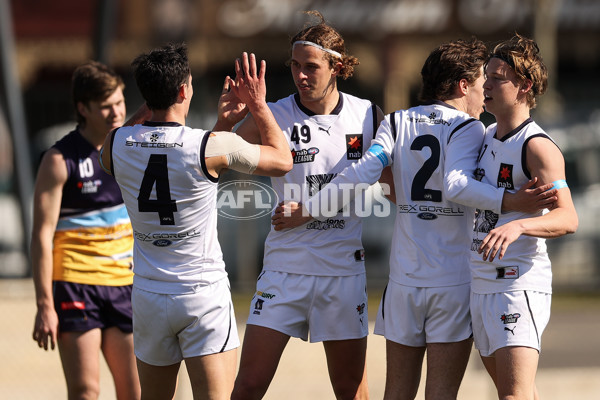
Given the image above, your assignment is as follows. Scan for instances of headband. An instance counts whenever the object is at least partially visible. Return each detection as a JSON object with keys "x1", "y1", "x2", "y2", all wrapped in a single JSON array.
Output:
[{"x1": 293, "y1": 40, "x2": 342, "y2": 59}]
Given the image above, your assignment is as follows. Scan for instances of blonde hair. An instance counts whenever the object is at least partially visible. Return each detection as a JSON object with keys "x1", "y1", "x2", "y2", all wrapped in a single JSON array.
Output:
[{"x1": 490, "y1": 33, "x2": 548, "y2": 109}]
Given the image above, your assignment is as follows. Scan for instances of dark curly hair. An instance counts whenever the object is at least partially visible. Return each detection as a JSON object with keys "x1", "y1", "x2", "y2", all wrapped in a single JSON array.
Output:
[
  {"x1": 289, "y1": 10, "x2": 358, "y2": 80},
  {"x1": 419, "y1": 38, "x2": 488, "y2": 103},
  {"x1": 131, "y1": 43, "x2": 191, "y2": 110}
]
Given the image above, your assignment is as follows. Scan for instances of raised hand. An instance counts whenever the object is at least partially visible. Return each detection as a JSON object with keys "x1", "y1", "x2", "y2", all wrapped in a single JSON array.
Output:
[
  {"x1": 214, "y1": 76, "x2": 249, "y2": 131},
  {"x1": 231, "y1": 52, "x2": 267, "y2": 110}
]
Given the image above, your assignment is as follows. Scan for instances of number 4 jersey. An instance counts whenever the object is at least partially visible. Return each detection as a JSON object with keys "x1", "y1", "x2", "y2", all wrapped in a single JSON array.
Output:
[
  {"x1": 110, "y1": 122, "x2": 226, "y2": 294},
  {"x1": 372, "y1": 102, "x2": 504, "y2": 287}
]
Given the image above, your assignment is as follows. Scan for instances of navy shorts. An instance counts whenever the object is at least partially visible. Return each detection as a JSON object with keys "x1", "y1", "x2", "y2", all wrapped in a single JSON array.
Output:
[{"x1": 53, "y1": 281, "x2": 133, "y2": 333}]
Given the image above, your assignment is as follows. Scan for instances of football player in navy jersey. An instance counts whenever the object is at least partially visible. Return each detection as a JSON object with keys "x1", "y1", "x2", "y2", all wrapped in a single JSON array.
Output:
[{"x1": 31, "y1": 61, "x2": 141, "y2": 400}]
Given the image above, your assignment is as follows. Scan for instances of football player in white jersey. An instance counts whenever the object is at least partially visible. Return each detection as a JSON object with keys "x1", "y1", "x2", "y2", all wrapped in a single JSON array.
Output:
[
  {"x1": 214, "y1": 11, "x2": 384, "y2": 400},
  {"x1": 470, "y1": 34, "x2": 577, "y2": 400},
  {"x1": 272, "y1": 38, "x2": 558, "y2": 400},
  {"x1": 100, "y1": 43, "x2": 292, "y2": 400}
]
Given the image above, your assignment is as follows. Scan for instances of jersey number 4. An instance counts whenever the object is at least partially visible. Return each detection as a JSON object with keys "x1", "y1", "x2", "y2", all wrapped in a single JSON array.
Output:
[
  {"x1": 138, "y1": 154, "x2": 178, "y2": 225},
  {"x1": 410, "y1": 135, "x2": 442, "y2": 202}
]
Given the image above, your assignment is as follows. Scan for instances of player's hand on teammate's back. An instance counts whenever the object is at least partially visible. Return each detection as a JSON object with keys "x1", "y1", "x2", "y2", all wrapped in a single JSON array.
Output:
[{"x1": 271, "y1": 201, "x2": 313, "y2": 230}]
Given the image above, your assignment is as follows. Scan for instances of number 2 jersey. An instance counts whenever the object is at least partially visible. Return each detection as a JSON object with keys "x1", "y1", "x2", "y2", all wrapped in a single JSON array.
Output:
[
  {"x1": 371, "y1": 102, "x2": 505, "y2": 287},
  {"x1": 263, "y1": 93, "x2": 379, "y2": 276},
  {"x1": 52, "y1": 129, "x2": 133, "y2": 286},
  {"x1": 470, "y1": 118, "x2": 554, "y2": 294},
  {"x1": 110, "y1": 122, "x2": 226, "y2": 294}
]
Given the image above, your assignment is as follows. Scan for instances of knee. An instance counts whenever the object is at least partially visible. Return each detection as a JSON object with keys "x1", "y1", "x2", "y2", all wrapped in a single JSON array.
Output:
[
  {"x1": 68, "y1": 383, "x2": 100, "y2": 400},
  {"x1": 331, "y1": 376, "x2": 368, "y2": 400},
  {"x1": 231, "y1": 376, "x2": 269, "y2": 400}
]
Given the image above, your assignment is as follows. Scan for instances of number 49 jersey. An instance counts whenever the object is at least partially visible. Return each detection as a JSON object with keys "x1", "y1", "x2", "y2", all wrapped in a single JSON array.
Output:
[
  {"x1": 263, "y1": 93, "x2": 379, "y2": 277},
  {"x1": 110, "y1": 122, "x2": 226, "y2": 294},
  {"x1": 373, "y1": 102, "x2": 503, "y2": 287}
]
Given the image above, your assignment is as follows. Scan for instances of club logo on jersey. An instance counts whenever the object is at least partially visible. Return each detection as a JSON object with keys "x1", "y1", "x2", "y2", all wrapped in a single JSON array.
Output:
[
  {"x1": 474, "y1": 209, "x2": 499, "y2": 233},
  {"x1": 497, "y1": 163, "x2": 514, "y2": 189},
  {"x1": 474, "y1": 167, "x2": 485, "y2": 182},
  {"x1": 217, "y1": 180, "x2": 279, "y2": 220},
  {"x1": 500, "y1": 313, "x2": 521, "y2": 324},
  {"x1": 306, "y1": 174, "x2": 337, "y2": 196},
  {"x1": 496, "y1": 266, "x2": 520, "y2": 279},
  {"x1": 346, "y1": 134, "x2": 363, "y2": 160},
  {"x1": 292, "y1": 147, "x2": 319, "y2": 164}
]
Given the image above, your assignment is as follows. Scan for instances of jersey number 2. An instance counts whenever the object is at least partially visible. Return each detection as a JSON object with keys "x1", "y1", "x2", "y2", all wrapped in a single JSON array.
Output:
[
  {"x1": 138, "y1": 154, "x2": 178, "y2": 225},
  {"x1": 410, "y1": 135, "x2": 442, "y2": 202}
]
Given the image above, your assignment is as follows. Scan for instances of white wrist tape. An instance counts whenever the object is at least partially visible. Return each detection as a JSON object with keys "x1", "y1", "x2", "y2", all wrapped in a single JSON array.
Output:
[{"x1": 206, "y1": 131, "x2": 260, "y2": 174}]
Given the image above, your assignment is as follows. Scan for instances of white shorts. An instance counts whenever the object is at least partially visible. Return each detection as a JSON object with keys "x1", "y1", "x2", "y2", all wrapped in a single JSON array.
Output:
[
  {"x1": 470, "y1": 290, "x2": 551, "y2": 357},
  {"x1": 374, "y1": 281, "x2": 472, "y2": 347},
  {"x1": 246, "y1": 271, "x2": 368, "y2": 342},
  {"x1": 132, "y1": 278, "x2": 240, "y2": 366}
]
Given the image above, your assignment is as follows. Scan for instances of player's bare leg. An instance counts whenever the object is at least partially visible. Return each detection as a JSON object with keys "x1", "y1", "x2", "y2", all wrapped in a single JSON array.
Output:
[
  {"x1": 424, "y1": 339, "x2": 472, "y2": 399},
  {"x1": 185, "y1": 349, "x2": 237, "y2": 400},
  {"x1": 58, "y1": 329, "x2": 102, "y2": 400},
  {"x1": 324, "y1": 337, "x2": 369, "y2": 399},
  {"x1": 481, "y1": 346, "x2": 539, "y2": 400},
  {"x1": 383, "y1": 340, "x2": 425, "y2": 400},
  {"x1": 136, "y1": 359, "x2": 179, "y2": 400},
  {"x1": 101, "y1": 327, "x2": 140, "y2": 399},
  {"x1": 231, "y1": 325, "x2": 290, "y2": 400}
]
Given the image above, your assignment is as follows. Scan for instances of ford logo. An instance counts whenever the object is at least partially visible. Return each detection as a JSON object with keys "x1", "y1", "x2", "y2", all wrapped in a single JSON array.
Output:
[
  {"x1": 417, "y1": 212, "x2": 437, "y2": 220},
  {"x1": 153, "y1": 239, "x2": 172, "y2": 247}
]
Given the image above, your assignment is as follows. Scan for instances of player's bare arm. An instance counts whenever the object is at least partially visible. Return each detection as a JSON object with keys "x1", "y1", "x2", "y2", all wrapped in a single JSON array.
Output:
[
  {"x1": 31, "y1": 149, "x2": 67, "y2": 351},
  {"x1": 231, "y1": 52, "x2": 292, "y2": 176},
  {"x1": 501, "y1": 177, "x2": 558, "y2": 213},
  {"x1": 205, "y1": 53, "x2": 291, "y2": 178},
  {"x1": 479, "y1": 136, "x2": 578, "y2": 261}
]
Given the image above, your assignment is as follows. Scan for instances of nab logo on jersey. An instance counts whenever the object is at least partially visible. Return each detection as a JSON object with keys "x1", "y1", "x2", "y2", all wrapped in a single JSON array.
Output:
[
  {"x1": 346, "y1": 134, "x2": 363, "y2": 160},
  {"x1": 497, "y1": 163, "x2": 514, "y2": 189}
]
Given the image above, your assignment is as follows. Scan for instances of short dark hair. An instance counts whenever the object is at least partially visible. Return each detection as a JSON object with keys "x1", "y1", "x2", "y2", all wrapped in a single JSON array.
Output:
[
  {"x1": 131, "y1": 43, "x2": 191, "y2": 110},
  {"x1": 72, "y1": 61, "x2": 124, "y2": 125},
  {"x1": 419, "y1": 38, "x2": 488, "y2": 103}
]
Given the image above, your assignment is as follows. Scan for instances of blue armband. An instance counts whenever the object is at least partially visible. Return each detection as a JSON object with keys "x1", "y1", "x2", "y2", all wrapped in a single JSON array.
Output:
[
  {"x1": 367, "y1": 144, "x2": 389, "y2": 167},
  {"x1": 551, "y1": 179, "x2": 568, "y2": 190}
]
